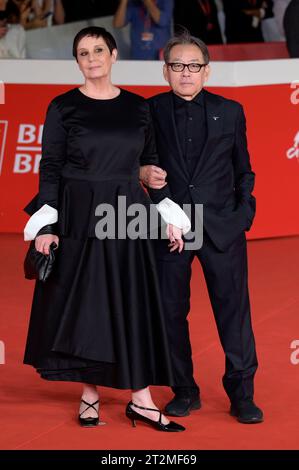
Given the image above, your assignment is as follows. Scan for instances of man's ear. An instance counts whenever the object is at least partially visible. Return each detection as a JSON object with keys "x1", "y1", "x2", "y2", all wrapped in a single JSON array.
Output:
[
  {"x1": 163, "y1": 63, "x2": 169, "y2": 84},
  {"x1": 203, "y1": 64, "x2": 211, "y2": 84}
]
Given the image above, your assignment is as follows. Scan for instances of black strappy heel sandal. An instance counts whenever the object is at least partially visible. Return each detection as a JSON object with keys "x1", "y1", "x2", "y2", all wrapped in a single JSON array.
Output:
[
  {"x1": 78, "y1": 399, "x2": 99, "y2": 427},
  {"x1": 126, "y1": 401, "x2": 185, "y2": 432}
]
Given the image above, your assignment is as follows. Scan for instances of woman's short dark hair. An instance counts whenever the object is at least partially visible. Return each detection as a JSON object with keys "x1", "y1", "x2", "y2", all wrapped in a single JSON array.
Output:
[
  {"x1": 73, "y1": 26, "x2": 117, "y2": 60},
  {"x1": 163, "y1": 30, "x2": 210, "y2": 65}
]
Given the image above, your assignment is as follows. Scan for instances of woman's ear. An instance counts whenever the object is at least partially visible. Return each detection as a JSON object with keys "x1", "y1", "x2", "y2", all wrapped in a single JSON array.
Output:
[{"x1": 112, "y1": 48, "x2": 118, "y2": 63}]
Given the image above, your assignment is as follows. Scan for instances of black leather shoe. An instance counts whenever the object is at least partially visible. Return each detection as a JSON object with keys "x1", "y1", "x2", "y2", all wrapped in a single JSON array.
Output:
[
  {"x1": 165, "y1": 395, "x2": 201, "y2": 417},
  {"x1": 230, "y1": 400, "x2": 263, "y2": 424},
  {"x1": 78, "y1": 399, "x2": 100, "y2": 427},
  {"x1": 126, "y1": 402, "x2": 185, "y2": 432}
]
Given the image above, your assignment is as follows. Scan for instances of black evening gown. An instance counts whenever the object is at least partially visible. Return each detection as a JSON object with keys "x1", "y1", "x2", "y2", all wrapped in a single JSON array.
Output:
[{"x1": 23, "y1": 88, "x2": 174, "y2": 389}]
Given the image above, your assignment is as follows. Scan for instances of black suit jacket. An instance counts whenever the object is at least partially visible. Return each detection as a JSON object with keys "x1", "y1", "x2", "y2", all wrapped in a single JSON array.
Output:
[{"x1": 147, "y1": 90, "x2": 256, "y2": 252}]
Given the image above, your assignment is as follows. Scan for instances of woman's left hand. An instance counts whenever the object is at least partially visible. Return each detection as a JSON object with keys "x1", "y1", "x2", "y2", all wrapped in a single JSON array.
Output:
[{"x1": 166, "y1": 224, "x2": 184, "y2": 253}]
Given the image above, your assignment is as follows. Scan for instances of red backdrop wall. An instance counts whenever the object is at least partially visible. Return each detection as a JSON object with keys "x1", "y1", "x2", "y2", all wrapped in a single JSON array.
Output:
[{"x1": 1, "y1": 83, "x2": 299, "y2": 239}]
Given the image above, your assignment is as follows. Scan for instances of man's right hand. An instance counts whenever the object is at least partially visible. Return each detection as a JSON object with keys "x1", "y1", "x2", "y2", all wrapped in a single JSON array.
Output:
[
  {"x1": 139, "y1": 165, "x2": 167, "y2": 189},
  {"x1": 35, "y1": 234, "x2": 59, "y2": 255}
]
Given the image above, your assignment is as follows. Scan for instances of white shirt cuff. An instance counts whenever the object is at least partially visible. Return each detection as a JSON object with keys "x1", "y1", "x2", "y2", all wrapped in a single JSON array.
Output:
[
  {"x1": 155, "y1": 197, "x2": 191, "y2": 235},
  {"x1": 252, "y1": 16, "x2": 260, "y2": 28},
  {"x1": 24, "y1": 204, "x2": 58, "y2": 241},
  {"x1": 259, "y1": 7, "x2": 266, "y2": 19}
]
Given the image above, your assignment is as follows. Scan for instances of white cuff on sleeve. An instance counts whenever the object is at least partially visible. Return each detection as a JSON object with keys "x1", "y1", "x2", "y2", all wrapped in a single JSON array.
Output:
[
  {"x1": 155, "y1": 197, "x2": 191, "y2": 235},
  {"x1": 252, "y1": 16, "x2": 260, "y2": 28},
  {"x1": 24, "y1": 204, "x2": 58, "y2": 241},
  {"x1": 259, "y1": 8, "x2": 266, "y2": 19}
]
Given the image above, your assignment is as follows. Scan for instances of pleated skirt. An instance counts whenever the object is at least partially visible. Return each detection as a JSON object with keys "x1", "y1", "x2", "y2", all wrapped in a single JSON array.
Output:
[{"x1": 23, "y1": 235, "x2": 174, "y2": 389}]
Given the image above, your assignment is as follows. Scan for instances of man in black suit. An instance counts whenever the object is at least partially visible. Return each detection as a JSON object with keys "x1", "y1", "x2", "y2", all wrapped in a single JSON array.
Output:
[
  {"x1": 140, "y1": 32, "x2": 263, "y2": 424},
  {"x1": 284, "y1": 0, "x2": 299, "y2": 58}
]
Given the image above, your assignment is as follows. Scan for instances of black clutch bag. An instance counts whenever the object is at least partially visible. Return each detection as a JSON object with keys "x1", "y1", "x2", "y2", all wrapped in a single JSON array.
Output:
[{"x1": 24, "y1": 241, "x2": 58, "y2": 282}]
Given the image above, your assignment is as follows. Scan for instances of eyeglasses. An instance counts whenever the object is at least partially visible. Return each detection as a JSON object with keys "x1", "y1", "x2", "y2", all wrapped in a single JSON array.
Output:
[{"x1": 167, "y1": 62, "x2": 207, "y2": 73}]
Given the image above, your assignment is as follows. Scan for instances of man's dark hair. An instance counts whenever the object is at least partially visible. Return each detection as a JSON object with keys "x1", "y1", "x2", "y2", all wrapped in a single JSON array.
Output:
[
  {"x1": 73, "y1": 26, "x2": 117, "y2": 60},
  {"x1": 163, "y1": 29, "x2": 210, "y2": 64}
]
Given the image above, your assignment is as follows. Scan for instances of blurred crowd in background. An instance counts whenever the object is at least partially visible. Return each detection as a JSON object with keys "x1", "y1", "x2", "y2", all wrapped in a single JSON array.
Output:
[{"x1": 0, "y1": 0, "x2": 298, "y2": 60}]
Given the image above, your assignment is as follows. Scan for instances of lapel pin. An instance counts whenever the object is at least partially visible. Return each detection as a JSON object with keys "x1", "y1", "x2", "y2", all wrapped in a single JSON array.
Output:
[{"x1": 213, "y1": 116, "x2": 220, "y2": 121}]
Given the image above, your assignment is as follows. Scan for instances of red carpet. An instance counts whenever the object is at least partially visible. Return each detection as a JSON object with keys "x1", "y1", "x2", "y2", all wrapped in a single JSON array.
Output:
[{"x1": 0, "y1": 234, "x2": 298, "y2": 450}]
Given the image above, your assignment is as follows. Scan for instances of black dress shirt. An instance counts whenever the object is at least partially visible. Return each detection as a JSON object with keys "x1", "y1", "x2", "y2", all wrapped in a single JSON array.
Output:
[{"x1": 173, "y1": 91, "x2": 207, "y2": 175}]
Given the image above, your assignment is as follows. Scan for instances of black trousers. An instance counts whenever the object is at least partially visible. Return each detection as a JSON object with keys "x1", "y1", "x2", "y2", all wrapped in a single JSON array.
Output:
[{"x1": 155, "y1": 231, "x2": 258, "y2": 404}]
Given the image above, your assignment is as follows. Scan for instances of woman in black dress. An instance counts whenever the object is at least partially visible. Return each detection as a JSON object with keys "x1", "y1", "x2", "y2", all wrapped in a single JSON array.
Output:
[{"x1": 23, "y1": 27, "x2": 190, "y2": 431}]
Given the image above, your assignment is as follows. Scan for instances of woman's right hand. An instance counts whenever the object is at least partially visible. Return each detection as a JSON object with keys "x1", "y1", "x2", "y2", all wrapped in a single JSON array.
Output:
[{"x1": 35, "y1": 234, "x2": 59, "y2": 255}]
